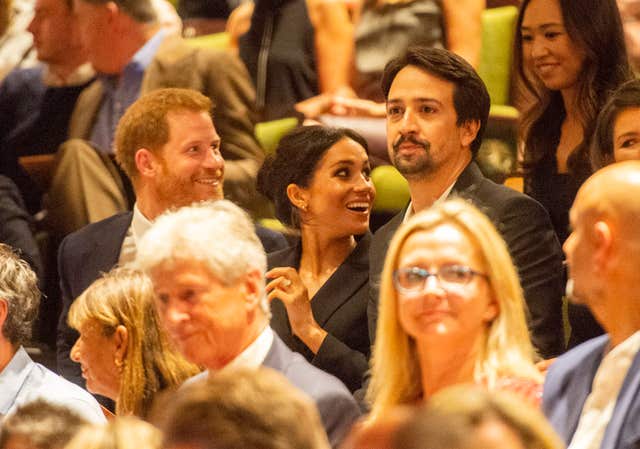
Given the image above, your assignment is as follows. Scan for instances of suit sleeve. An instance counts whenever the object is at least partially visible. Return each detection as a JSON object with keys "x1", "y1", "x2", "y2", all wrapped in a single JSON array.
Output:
[
  {"x1": 202, "y1": 49, "x2": 267, "y2": 216},
  {"x1": 498, "y1": 195, "x2": 565, "y2": 358},
  {"x1": 56, "y1": 235, "x2": 83, "y2": 386},
  {"x1": 313, "y1": 332, "x2": 369, "y2": 393}
]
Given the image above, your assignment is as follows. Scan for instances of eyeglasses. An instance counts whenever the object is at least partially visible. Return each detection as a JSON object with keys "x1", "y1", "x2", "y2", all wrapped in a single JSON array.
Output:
[{"x1": 393, "y1": 265, "x2": 488, "y2": 294}]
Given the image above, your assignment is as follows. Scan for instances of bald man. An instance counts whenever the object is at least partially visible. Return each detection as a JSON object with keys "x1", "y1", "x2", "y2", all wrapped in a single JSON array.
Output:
[{"x1": 543, "y1": 161, "x2": 640, "y2": 449}]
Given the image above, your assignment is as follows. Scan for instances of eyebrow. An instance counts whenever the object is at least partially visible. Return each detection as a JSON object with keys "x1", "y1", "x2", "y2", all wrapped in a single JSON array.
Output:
[
  {"x1": 386, "y1": 98, "x2": 442, "y2": 106},
  {"x1": 520, "y1": 23, "x2": 564, "y2": 31}
]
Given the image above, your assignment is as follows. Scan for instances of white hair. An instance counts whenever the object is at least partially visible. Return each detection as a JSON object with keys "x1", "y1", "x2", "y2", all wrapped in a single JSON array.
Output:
[{"x1": 136, "y1": 201, "x2": 269, "y2": 314}]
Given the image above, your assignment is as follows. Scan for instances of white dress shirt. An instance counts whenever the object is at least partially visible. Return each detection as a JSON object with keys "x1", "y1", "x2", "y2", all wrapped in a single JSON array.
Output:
[{"x1": 568, "y1": 331, "x2": 640, "y2": 449}]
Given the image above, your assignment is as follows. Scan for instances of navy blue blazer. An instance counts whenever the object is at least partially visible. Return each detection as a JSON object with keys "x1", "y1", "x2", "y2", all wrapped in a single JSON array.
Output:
[
  {"x1": 367, "y1": 162, "x2": 565, "y2": 359},
  {"x1": 267, "y1": 233, "x2": 371, "y2": 392},
  {"x1": 543, "y1": 335, "x2": 640, "y2": 449},
  {"x1": 56, "y1": 211, "x2": 288, "y2": 386}
]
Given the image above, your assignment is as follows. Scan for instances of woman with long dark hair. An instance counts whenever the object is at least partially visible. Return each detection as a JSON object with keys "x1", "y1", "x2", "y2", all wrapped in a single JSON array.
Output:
[{"x1": 514, "y1": 0, "x2": 632, "y2": 346}]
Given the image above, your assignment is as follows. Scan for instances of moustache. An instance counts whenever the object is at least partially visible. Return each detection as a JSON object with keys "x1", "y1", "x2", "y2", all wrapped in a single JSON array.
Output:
[{"x1": 393, "y1": 134, "x2": 430, "y2": 153}]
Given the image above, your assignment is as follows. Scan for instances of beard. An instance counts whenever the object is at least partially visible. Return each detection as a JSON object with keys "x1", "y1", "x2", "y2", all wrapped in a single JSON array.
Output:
[
  {"x1": 391, "y1": 134, "x2": 435, "y2": 179},
  {"x1": 154, "y1": 162, "x2": 224, "y2": 211}
]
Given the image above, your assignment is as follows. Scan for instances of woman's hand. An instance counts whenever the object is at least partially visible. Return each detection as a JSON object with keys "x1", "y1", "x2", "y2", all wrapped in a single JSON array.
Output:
[{"x1": 266, "y1": 267, "x2": 328, "y2": 353}]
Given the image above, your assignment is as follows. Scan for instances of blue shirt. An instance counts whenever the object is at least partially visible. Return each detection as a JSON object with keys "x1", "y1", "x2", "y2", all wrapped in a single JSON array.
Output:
[
  {"x1": 0, "y1": 346, "x2": 105, "y2": 422},
  {"x1": 90, "y1": 30, "x2": 166, "y2": 154}
]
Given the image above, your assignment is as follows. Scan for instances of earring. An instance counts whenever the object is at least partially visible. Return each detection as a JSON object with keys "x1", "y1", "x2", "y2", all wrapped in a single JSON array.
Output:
[
  {"x1": 300, "y1": 203, "x2": 308, "y2": 212},
  {"x1": 114, "y1": 358, "x2": 124, "y2": 373}
]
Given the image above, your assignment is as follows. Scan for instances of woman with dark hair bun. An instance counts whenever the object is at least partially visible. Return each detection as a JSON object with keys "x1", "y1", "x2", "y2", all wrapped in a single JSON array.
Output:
[
  {"x1": 514, "y1": 0, "x2": 633, "y2": 347},
  {"x1": 257, "y1": 125, "x2": 375, "y2": 392}
]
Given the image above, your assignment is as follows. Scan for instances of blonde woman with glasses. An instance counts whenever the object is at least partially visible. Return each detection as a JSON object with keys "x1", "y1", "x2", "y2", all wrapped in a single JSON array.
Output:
[{"x1": 367, "y1": 199, "x2": 542, "y2": 417}]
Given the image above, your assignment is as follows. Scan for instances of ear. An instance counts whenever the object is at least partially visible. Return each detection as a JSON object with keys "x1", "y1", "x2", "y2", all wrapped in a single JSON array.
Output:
[
  {"x1": 459, "y1": 119, "x2": 481, "y2": 149},
  {"x1": 482, "y1": 293, "x2": 499, "y2": 324},
  {"x1": 592, "y1": 220, "x2": 613, "y2": 271},
  {"x1": 242, "y1": 269, "x2": 264, "y2": 315},
  {"x1": 105, "y1": 1, "x2": 120, "y2": 23},
  {"x1": 113, "y1": 325, "x2": 129, "y2": 362},
  {"x1": 286, "y1": 183, "x2": 309, "y2": 211},
  {"x1": 135, "y1": 148, "x2": 159, "y2": 179}
]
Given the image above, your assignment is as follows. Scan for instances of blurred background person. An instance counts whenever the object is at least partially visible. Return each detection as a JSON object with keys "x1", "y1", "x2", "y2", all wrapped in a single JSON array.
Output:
[
  {"x1": 64, "y1": 417, "x2": 161, "y2": 449},
  {"x1": 68, "y1": 267, "x2": 199, "y2": 417},
  {"x1": 0, "y1": 243, "x2": 104, "y2": 422},
  {"x1": 0, "y1": 400, "x2": 87, "y2": 449},
  {"x1": 367, "y1": 199, "x2": 542, "y2": 418},
  {"x1": 514, "y1": 0, "x2": 633, "y2": 347},
  {"x1": 591, "y1": 79, "x2": 640, "y2": 170},
  {"x1": 258, "y1": 126, "x2": 374, "y2": 392},
  {"x1": 154, "y1": 367, "x2": 331, "y2": 449}
]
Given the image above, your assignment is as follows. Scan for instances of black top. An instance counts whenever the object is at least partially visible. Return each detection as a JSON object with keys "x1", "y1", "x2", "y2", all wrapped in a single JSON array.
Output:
[
  {"x1": 267, "y1": 233, "x2": 371, "y2": 392},
  {"x1": 238, "y1": 0, "x2": 317, "y2": 120}
]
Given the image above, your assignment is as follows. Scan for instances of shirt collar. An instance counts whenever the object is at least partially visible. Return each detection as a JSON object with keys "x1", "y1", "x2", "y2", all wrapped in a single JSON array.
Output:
[
  {"x1": 0, "y1": 347, "x2": 33, "y2": 414},
  {"x1": 42, "y1": 63, "x2": 95, "y2": 87},
  {"x1": 402, "y1": 180, "x2": 456, "y2": 223},
  {"x1": 220, "y1": 326, "x2": 274, "y2": 372},
  {"x1": 131, "y1": 203, "x2": 154, "y2": 243}
]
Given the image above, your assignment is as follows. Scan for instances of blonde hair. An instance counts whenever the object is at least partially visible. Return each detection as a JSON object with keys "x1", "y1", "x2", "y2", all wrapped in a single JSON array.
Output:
[
  {"x1": 367, "y1": 199, "x2": 540, "y2": 415},
  {"x1": 68, "y1": 267, "x2": 199, "y2": 417},
  {"x1": 64, "y1": 417, "x2": 161, "y2": 449}
]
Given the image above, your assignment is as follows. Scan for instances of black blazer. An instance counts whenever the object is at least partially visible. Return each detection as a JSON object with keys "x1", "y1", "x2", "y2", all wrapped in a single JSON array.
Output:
[
  {"x1": 57, "y1": 211, "x2": 288, "y2": 386},
  {"x1": 267, "y1": 233, "x2": 371, "y2": 392},
  {"x1": 367, "y1": 162, "x2": 566, "y2": 359}
]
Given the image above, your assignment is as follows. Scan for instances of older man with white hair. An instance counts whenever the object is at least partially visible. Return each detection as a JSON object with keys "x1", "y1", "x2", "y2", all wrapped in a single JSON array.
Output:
[{"x1": 136, "y1": 200, "x2": 361, "y2": 448}]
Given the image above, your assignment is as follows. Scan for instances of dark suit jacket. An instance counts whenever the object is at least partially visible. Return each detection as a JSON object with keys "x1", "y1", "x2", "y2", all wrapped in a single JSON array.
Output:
[
  {"x1": 263, "y1": 333, "x2": 361, "y2": 448},
  {"x1": 543, "y1": 335, "x2": 640, "y2": 449},
  {"x1": 56, "y1": 211, "x2": 288, "y2": 385},
  {"x1": 368, "y1": 162, "x2": 565, "y2": 359},
  {"x1": 267, "y1": 234, "x2": 371, "y2": 392}
]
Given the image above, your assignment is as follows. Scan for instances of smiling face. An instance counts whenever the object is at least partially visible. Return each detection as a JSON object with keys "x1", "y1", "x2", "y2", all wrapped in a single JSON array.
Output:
[
  {"x1": 520, "y1": 0, "x2": 587, "y2": 92},
  {"x1": 70, "y1": 319, "x2": 121, "y2": 399},
  {"x1": 149, "y1": 109, "x2": 224, "y2": 211},
  {"x1": 395, "y1": 224, "x2": 497, "y2": 344},
  {"x1": 385, "y1": 66, "x2": 475, "y2": 180},
  {"x1": 294, "y1": 137, "x2": 375, "y2": 237},
  {"x1": 149, "y1": 260, "x2": 256, "y2": 370},
  {"x1": 613, "y1": 107, "x2": 640, "y2": 163}
]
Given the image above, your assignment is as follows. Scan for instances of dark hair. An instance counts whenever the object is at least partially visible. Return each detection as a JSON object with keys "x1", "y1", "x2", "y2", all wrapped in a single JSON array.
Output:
[
  {"x1": 591, "y1": 79, "x2": 640, "y2": 171},
  {"x1": 381, "y1": 46, "x2": 490, "y2": 157},
  {"x1": 257, "y1": 125, "x2": 369, "y2": 228},
  {"x1": 76, "y1": 0, "x2": 156, "y2": 23},
  {"x1": 514, "y1": 0, "x2": 632, "y2": 181}
]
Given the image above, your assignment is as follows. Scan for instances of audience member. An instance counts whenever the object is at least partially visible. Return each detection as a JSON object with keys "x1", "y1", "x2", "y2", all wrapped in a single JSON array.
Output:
[
  {"x1": 591, "y1": 79, "x2": 640, "y2": 170},
  {"x1": 368, "y1": 46, "x2": 565, "y2": 359},
  {"x1": 0, "y1": 243, "x2": 103, "y2": 422},
  {"x1": 154, "y1": 367, "x2": 331, "y2": 449},
  {"x1": 0, "y1": 400, "x2": 87, "y2": 449},
  {"x1": 67, "y1": 267, "x2": 199, "y2": 417},
  {"x1": 0, "y1": 0, "x2": 94, "y2": 213},
  {"x1": 236, "y1": 0, "x2": 353, "y2": 120},
  {"x1": 45, "y1": 0, "x2": 265, "y2": 238},
  {"x1": 64, "y1": 417, "x2": 161, "y2": 449},
  {"x1": 56, "y1": 88, "x2": 286, "y2": 389},
  {"x1": 514, "y1": 0, "x2": 632, "y2": 348},
  {"x1": 136, "y1": 200, "x2": 361, "y2": 448},
  {"x1": 543, "y1": 161, "x2": 640, "y2": 449},
  {"x1": 349, "y1": 0, "x2": 484, "y2": 103},
  {"x1": 258, "y1": 126, "x2": 374, "y2": 392},
  {"x1": 367, "y1": 199, "x2": 542, "y2": 416},
  {"x1": 397, "y1": 386, "x2": 564, "y2": 449}
]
